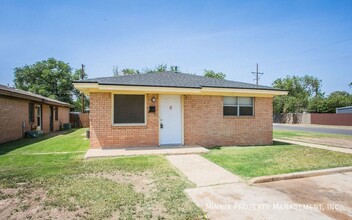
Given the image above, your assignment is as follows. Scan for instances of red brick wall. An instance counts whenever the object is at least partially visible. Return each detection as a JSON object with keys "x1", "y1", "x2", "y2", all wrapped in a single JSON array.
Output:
[
  {"x1": 0, "y1": 96, "x2": 30, "y2": 144},
  {"x1": 89, "y1": 93, "x2": 273, "y2": 148},
  {"x1": 89, "y1": 92, "x2": 159, "y2": 148},
  {"x1": 311, "y1": 113, "x2": 352, "y2": 126},
  {"x1": 0, "y1": 95, "x2": 71, "y2": 144},
  {"x1": 54, "y1": 107, "x2": 70, "y2": 130},
  {"x1": 184, "y1": 95, "x2": 273, "y2": 146},
  {"x1": 42, "y1": 104, "x2": 51, "y2": 133}
]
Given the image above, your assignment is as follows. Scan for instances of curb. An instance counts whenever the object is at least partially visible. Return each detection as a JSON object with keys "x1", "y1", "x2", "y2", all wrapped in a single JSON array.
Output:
[{"x1": 248, "y1": 166, "x2": 352, "y2": 185}]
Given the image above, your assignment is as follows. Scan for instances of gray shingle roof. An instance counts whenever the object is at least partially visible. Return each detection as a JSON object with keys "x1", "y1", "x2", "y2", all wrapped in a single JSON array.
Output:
[
  {"x1": 0, "y1": 84, "x2": 73, "y2": 108},
  {"x1": 75, "y1": 71, "x2": 282, "y2": 91}
]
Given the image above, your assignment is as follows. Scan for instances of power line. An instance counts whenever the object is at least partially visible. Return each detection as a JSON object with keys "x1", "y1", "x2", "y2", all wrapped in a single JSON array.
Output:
[{"x1": 251, "y1": 63, "x2": 264, "y2": 85}]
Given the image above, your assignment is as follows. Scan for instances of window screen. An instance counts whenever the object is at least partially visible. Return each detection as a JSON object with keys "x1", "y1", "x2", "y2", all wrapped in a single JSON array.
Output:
[
  {"x1": 223, "y1": 97, "x2": 254, "y2": 116},
  {"x1": 29, "y1": 103, "x2": 35, "y2": 123},
  {"x1": 114, "y1": 94, "x2": 145, "y2": 124}
]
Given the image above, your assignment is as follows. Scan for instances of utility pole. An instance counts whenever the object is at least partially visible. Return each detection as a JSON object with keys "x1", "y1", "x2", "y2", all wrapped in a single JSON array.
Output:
[
  {"x1": 81, "y1": 64, "x2": 85, "y2": 113},
  {"x1": 251, "y1": 63, "x2": 264, "y2": 85}
]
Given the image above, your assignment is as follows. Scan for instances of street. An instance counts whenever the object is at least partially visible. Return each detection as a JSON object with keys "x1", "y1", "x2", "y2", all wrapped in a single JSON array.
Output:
[{"x1": 274, "y1": 124, "x2": 352, "y2": 136}]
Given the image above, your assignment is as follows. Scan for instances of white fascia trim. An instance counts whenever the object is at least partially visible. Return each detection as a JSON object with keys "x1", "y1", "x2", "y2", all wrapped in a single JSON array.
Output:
[
  {"x1": 73, "y1": 83, "x2": 288, "y2": 96},
  {"x1": 201, "y1": 87, "x2": 288, "y2": 96}
]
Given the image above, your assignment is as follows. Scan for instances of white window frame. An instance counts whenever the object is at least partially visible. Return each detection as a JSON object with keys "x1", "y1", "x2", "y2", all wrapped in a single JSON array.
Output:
[
  {"x1": 111, "y1": 93, "x2": 147, "y2": 126},
  {"x1": 223, "y1": 96, "x2": 255, "y2": 116}
]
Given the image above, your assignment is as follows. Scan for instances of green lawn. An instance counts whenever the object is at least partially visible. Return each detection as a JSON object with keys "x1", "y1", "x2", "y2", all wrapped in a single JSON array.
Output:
[
  {"x1": 274, "y1": 130, "x2": 352, "y2": 139},
  {"x1": 0, "y1": 129, "x2": 89, "y2": 155},
  {"x1": 0, "y1": 129, "x2": 204, "y2": 219},
  {"x1": 203, "y1": 142, "x2": 352, "y2": 179}
]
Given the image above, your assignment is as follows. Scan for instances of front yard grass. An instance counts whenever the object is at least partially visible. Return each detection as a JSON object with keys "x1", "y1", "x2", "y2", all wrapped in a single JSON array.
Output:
[
  {"x1": 203, "y1": 142, "x2": 352, "y2": 179},
  {"x1": 0, "y1": 129, "x2": 204, "y2": 219}
]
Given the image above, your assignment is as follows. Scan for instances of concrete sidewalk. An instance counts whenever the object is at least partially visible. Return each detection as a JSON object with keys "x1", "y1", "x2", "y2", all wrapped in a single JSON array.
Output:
[
  {"x1": 274, "y1": 138, "x2": 352, "y2": 154},
  {"x1": 85, "y1": 145, "x2": 209, "y2": 159},
  {"x1": 166, "y1": 154, "x2": 241, "y2": 187},
  {"x1": 167, "y1": 154, "x2": 335, "y2": 219}
]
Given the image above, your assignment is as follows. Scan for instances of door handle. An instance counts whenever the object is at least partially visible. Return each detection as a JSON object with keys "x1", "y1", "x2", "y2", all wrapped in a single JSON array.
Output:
[{"x1": 160, "y1": 123, "x2": 163, "y2": 129}]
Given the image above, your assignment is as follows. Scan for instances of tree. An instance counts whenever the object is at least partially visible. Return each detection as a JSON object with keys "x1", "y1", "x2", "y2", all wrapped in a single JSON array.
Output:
[
  {"x1": 155, "y1": 64, "x2": 167, "y2": 72},
  {"x1": 301, "y1": 75, "x2": 323, "y2": 97},
  {"x1": 72, "y1": 68, "x2": 89, "y2": 112},
  {"x1": 113, "y1": 65, "x2": 119, "y2": 76},
  {"x1": 272, "y1": 75, "x2": 323, "y2": 113},
  {"x1": 121, "y1": 68, "x2": 139, "y2": 75},
  {"x1": 170, "y1": 65, "x2": 180, "y2": 73},
  {"x1": 324, "y1": 91, "x2": 352, "y2": 113},
  {"x1": 14, "y1": 58, "x2": 75, "y2": 103},
  {"x1": 203, "y1": 69, "x2": 226, "y2": 79}
]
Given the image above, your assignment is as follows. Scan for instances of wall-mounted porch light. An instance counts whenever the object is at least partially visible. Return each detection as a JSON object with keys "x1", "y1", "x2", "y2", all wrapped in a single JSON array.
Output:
[{"x1": 151, "y1": 97, "x2": 156, "y2": 102}]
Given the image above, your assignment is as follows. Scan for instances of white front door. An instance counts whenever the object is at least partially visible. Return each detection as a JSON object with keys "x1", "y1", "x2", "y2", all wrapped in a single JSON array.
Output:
[{"x1": 159, "y1": 95, "x2": 182, "y2": 145}]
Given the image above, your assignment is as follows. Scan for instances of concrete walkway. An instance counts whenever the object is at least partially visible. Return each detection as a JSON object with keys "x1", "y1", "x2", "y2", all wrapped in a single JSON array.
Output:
[
  {"x1": 167, "y1": 154, "x2": 335, "y2": 219},
  {"x1": 274, "y1": 138, "x2": 352, "y2": 154},
  {"x1": 166, "y1": 154, "x2": 241, "y2": 187},
  {"x1": 85, "y1": 145, "x2": 208, "y2": 159},
  {"x1": 185, "y1": 183, "x2": 331, "y2": 220}
]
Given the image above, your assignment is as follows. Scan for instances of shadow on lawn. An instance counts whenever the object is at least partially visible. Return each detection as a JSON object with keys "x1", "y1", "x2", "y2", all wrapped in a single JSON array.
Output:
[
  {"x1": 0, "y1": 129, "x2": 76, "y2": 155},
  {"x1": 206, "y1": 141, "x2": 292, "y2": 150}
]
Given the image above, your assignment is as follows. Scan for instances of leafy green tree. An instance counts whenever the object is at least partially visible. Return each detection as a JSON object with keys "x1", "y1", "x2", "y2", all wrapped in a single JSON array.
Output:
[
  {"x1": 14, "y1": 58, "x2": 75, "y2": 103},
  {"x1": 72, "y1": 69, "x2": 89, "y2": 112},
  {"x1": 324, "y1": 91, "x2": 352, "y2": 113},
  {"x1": 272, "y1": 75, "x2": 323, "y2": 113},
  {"x1": 155, "y1": 64, "x2": 167, "y2": 72},
  {"x1": 203, "y1": 69, "x2": 226, "y2": 79},
  {"x1": 121, "y1": 68, "x2": 139, "y2": 75},
  {"x1": 142, "y1": 64, "x2": 180, "y2": 73},
  {"x1": 170, "y1": 66, "x2": 180, "y2": 73},
  {"x1": 302, "y1": 75, "x2": 323, "y2": 97}
]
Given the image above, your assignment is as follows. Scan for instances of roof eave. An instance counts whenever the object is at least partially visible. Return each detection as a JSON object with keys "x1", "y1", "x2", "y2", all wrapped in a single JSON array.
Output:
[
  {"x1": 0, "y1": 90, "x2": 73, "y2": 108},
  {"x1": 73, "y1": 83, "x2": 288, "y2": 96}
]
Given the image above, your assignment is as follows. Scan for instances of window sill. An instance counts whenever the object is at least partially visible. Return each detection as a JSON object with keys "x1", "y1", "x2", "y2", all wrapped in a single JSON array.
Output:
[
  {"x1": 112, "y1": 123, "x2": 147, "y2": 127},
  {"x1": 223, "y1": 115, "x2": 255, "y2": 119}
]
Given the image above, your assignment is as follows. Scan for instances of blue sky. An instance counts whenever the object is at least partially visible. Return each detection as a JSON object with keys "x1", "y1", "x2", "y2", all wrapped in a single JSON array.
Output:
[{"x1": 0, "y1": 0, "x2": 351, "y2": 94}]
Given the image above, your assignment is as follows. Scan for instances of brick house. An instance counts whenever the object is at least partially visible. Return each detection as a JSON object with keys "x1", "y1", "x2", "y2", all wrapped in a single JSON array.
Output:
[
  {"x1": 0, "y1": 84, "x2": 73, "y2": 144},
  {"x1": 74, "y1": 72, "x2": 287, "y2": 149}
]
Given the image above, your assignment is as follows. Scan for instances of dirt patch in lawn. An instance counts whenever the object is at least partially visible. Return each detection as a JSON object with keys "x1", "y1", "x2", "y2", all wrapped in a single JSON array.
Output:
[
  {"x1": 0, "y1": 184, "x2": 87, "y2": 220},
  {"x1": 286, "y1": 137, "x2": 352, "y2": 149},
  {"x1": 0, "y1": 172, "x2": 169, "y2": 219},
  {"x1": 90, "y1": 171, "x2": 169, "y2": 219},
  {"x1": 94, "y1": 171, "x2": 157, "y2": 194}
]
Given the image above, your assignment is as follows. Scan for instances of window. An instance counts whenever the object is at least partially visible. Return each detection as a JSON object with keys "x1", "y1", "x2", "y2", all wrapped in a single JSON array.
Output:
[
  {"x1": 55, "y1": 107, "x2": 58, "y2": 121},
  {"x1": 37, "y1": 105, "x2": 41, "y2": 127},
  {"x1": 29, "y1": 103, "x2": 35, "y2": 123},
  {"x1": 223, "y1": 97, "x2": 254, "y2": 116},
  {"x1": 113, "y1": 94, "x2": 145, "y2": 124}
]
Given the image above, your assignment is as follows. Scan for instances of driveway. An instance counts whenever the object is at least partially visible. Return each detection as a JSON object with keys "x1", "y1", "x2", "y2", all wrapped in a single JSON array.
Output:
[
  {"x1": 274, "y1": 123, "x2": 352, "y2": 136},
  {"x1": 259, "y1": 172, "x2": 352, "y2": 219},
  {"x1": 167, "y1": 154, "x2": 352, "y2": 219}
]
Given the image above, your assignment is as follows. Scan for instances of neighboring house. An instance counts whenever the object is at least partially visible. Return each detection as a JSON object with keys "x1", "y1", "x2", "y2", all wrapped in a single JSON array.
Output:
[
  {"x1": 336, "y1": 106, "x2": 352, "y2": 114},
  {"x1": 0, "y1": 84, "x2": 73, "y2": 144},
  {"x1": 73, "y1": 72, "x2": 287, "y2": 148}
]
